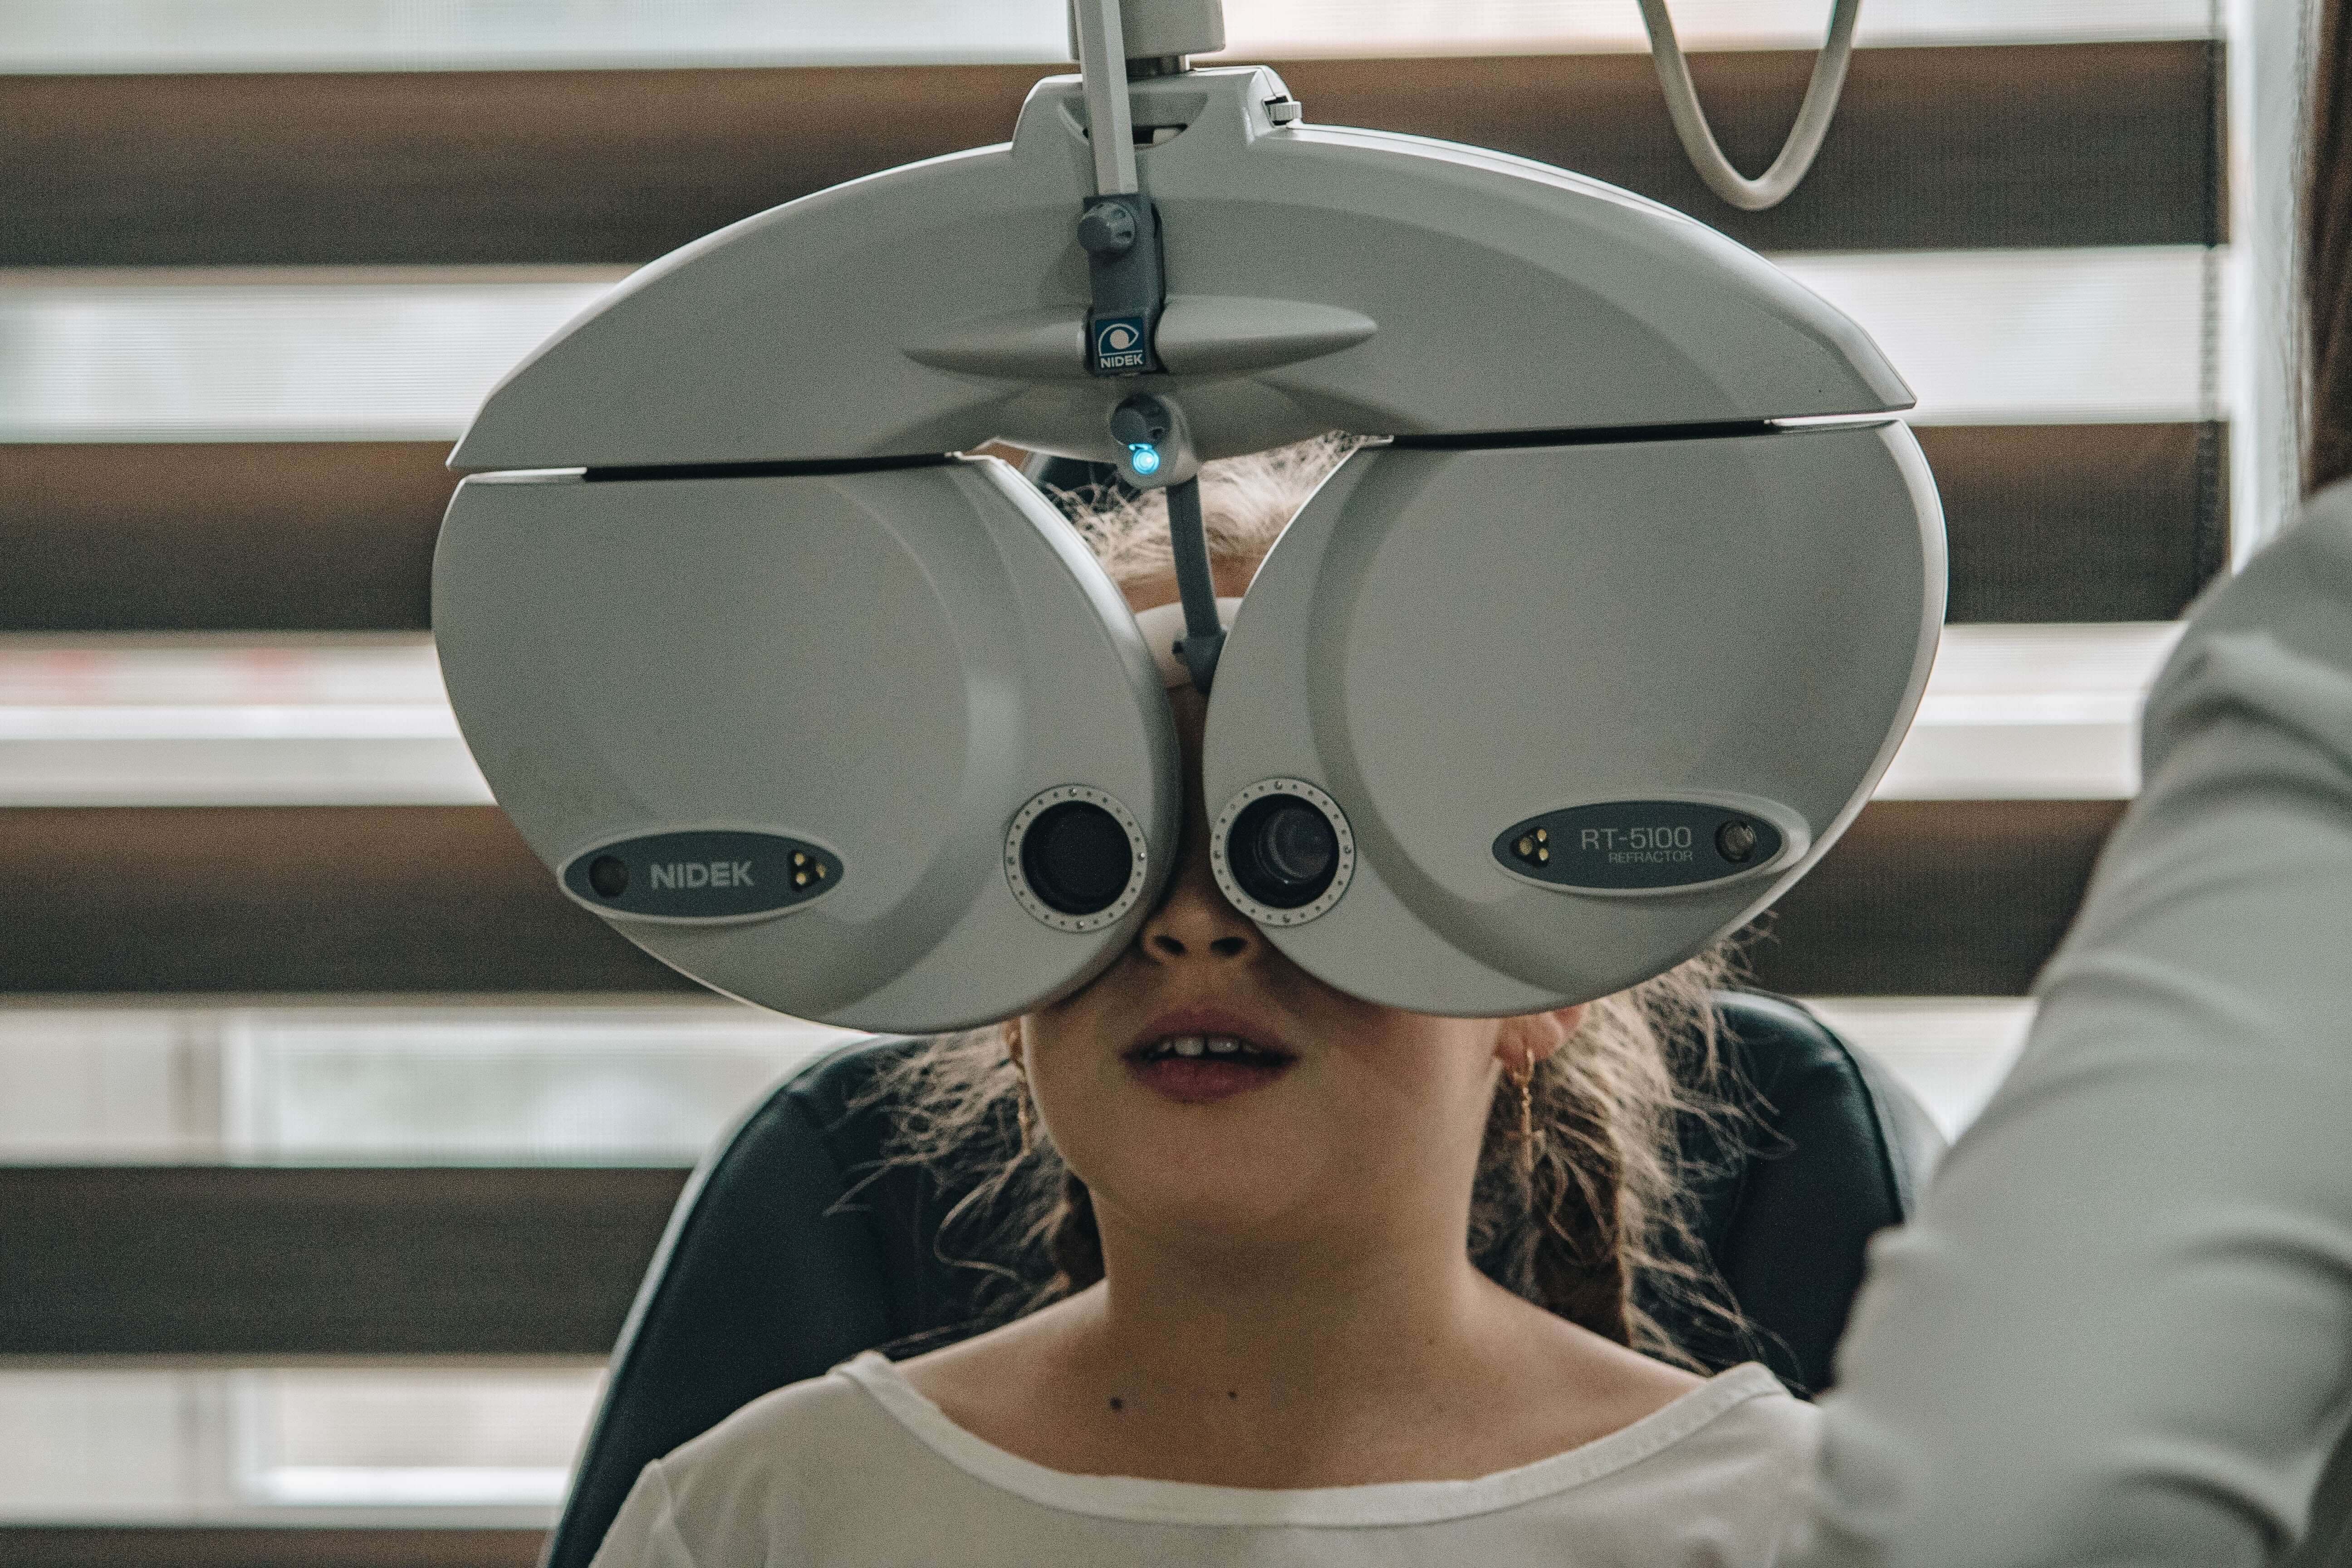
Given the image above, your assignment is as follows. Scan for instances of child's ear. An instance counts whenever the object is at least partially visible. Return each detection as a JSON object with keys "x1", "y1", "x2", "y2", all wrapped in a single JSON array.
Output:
[{"x1": 1494, "y1": 1003, "x2": 1588, "y2": 1071}]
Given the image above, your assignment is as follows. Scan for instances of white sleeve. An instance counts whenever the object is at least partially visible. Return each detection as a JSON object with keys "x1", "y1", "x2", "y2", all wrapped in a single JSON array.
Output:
[
  {"x1": 587, "y1": 1461, "x2": 700, "y2": 1568},
  {"x1": 1787, "y1": 486, "x2": 2352, "y2": 1567}
]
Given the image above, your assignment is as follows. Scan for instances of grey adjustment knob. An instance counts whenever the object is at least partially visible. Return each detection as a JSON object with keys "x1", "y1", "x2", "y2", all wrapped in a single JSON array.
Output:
[{"x1": 1078, "y1": 200, "x2": 1139, "y2": 257}]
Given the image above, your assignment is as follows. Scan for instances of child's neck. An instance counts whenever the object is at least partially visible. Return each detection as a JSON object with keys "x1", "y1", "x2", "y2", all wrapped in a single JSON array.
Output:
[
  {"x1": 1078, "y1": 1216, "x2": 1499, "y2": 1415},
  {"x1": 897, "y1": 1204, "x2": 1705, "y2": 1489}
]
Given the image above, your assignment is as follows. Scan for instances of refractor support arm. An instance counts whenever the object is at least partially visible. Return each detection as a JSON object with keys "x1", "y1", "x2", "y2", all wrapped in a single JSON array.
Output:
[
  {"x1": 1073, "y1": 3, "x2": 1221, "y2": 684},
  {"x1": 1165, "y1": 479, "x2": 1225, "y2": 694},
  {"x1": 1074, "y1": 0, "x2": 1167, "y2": 375},
  {"x1": 1106, "y1": 391, "x2": 1222, "y2": 694}
]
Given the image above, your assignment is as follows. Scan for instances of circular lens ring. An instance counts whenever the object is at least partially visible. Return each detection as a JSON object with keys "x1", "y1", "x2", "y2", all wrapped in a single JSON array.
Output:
[
  {"x1": 1209, "y1": 778, "x2": 1356, "y2": 927},
  {"x1": 1004, "y1": 785, "x2": 1152, "y2": 933}
]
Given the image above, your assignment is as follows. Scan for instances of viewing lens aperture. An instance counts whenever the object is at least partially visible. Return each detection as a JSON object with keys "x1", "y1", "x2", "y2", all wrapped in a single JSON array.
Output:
[
  {"x1": 1260, "y1": 804, "x2": 1337, "y2": 885},
  {"x1": 1228, "y1": 795, "x2": 1340, "y2": 909},
  {"x1": 1019, "y1": 800, "x2": 1135, "y2": 916}
]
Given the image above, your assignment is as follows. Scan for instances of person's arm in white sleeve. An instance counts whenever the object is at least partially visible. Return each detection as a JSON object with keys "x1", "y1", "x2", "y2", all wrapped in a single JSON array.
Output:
[
  {"x1": 1787, "y1": 485, "x2": 2352, "y2": 1567},
  {"x1": 585, "y1": 1460, "x2": 698, "y2": 1568}
]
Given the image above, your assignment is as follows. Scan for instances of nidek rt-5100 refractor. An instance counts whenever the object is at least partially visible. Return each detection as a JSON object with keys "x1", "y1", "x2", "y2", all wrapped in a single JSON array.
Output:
[{"x1": 433, "y1": 0, "x2": 1942, "y2": 1031}]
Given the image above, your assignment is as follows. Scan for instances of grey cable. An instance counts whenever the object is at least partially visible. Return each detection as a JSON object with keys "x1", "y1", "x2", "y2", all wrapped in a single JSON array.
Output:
[
  {"x1": 1637, "y1": 0, "x2": 1862, "y2": 211},
  {"x1": 1165, "y1": 478, "x2": 1226, "y2": 694}
]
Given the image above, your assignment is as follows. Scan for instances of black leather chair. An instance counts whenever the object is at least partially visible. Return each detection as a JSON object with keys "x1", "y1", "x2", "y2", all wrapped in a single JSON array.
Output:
[
  {"x1": 543, "y1": 991, "x2": 1941, "y2": 1568},
  {"x1": 1024, "y1": 451, "x2": 1135, "y2": 507}
]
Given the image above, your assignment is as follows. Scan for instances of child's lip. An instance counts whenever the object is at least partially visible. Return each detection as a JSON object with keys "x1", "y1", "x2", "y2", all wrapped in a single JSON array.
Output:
[{"x1": 1124, "y1": 1049, "x2": 1295, "y2": 1104}]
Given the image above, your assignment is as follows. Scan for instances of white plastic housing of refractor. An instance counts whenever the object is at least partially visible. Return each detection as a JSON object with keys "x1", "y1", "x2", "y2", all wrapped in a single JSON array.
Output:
[
  {"x1": 436, "y1": 460, "x2": 1180, "y2": 1031},
  {"x1": 449, "y1": 68, "x2": 1908, "y2": 471},
  {"x1": 1204, "y1": 428, "x2": 1942, "y2": 1016},
  {"x1": 433, "y1": 58, "x2": 1945, "y2": 1028}
]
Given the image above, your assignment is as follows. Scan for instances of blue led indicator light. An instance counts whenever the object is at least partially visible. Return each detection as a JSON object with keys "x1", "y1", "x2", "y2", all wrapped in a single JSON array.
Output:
[{"x1": 1128, "y1": 444, "x2": 1162, "y2": 475}]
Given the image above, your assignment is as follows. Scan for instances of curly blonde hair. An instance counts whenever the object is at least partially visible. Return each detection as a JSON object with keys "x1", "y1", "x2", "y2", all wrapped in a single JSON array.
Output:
[{"x1": 866, "y1": 438, "x2": 1759, "y2": 1368}]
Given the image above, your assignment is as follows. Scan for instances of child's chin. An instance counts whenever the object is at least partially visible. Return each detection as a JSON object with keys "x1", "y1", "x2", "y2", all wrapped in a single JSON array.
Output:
[{"x1": 1107, "y1": 1160, "x2": 1325, "y2": 1236}]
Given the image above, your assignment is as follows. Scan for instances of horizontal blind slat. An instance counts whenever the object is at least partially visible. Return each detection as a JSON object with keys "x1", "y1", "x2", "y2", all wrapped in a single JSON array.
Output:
[
  {"x1": 0, "y1": 801, "x2": 2122, "y2": 997},
  {"x1": 0, "y1": 1526, "x2": 544, "y2": 1568},
  {"x1": 0, "y1": 426, "x2": 2226, "y2": 632},
  {"x1": 0, "y1": 1166, "x2": 681, "y2": 1357},
  {"x1": 0, "y1": 42, "x2": 2220, "y2": 266},
  {"x1": 1744, "y1": 800, "x2": 2128, "y2": 996}
]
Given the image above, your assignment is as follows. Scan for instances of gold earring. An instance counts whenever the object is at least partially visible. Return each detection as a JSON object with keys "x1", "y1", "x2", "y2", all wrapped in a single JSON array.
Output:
[
  {"x1": 1005, "y1": 1019, "x2": 1036, "y2": 1157},
  {"x1": 1509, "y1": 1057, "x2": 1537, "y2": 1184},
  {"x1": 1015, "y1": 1076, "x2": 1038, "y2": 1157}
]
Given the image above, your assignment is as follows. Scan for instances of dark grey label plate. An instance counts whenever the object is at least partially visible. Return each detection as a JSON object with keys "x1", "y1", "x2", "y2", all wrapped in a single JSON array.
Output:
[
  {"x1": 1494, "y1": 801, "x2": 1784, "y2": 891},
  {"x1": 561, "y1": 830, "x2": 839, "y2": 921}
]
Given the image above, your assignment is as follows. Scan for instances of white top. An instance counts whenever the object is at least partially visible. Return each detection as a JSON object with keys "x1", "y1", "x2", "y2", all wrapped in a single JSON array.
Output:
[
  {"x1": 590, "y1": 1351, "x2": 1819, "y2": 1566},
  {"x1": 1790, "y1": 482, "x2": 2352, "y2": 1566}
]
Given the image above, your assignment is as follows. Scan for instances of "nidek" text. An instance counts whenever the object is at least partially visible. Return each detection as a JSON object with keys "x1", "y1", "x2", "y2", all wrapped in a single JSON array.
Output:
[{"x1": 650, "y1": 861, "x2": 755, "y2": 890}]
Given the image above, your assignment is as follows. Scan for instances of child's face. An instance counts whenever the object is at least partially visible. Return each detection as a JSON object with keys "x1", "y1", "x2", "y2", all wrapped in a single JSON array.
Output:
[{"x1": 1016, "y1": 667, "x2": 1582, "y2": 1273}]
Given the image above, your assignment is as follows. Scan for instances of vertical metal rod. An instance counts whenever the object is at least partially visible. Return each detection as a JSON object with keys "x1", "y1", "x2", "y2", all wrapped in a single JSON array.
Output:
[
  {"x1": 1073, "y1": 0, "x2": 1140, "y2": 196},
  {"x1": 1165, "y1": 478, "x2": 1226, "y2": 693}
]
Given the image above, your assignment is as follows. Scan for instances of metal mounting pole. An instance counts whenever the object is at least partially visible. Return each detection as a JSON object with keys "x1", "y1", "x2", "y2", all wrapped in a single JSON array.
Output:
[{"x1": 1073, "y1": 0, "x2": 1139, "y2": 197}]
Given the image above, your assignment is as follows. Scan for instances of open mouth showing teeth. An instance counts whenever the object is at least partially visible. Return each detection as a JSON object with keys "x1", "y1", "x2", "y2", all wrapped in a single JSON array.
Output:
[{"x1": 1129, "y1": 1034, "x2": 1293, "y2": 1066}]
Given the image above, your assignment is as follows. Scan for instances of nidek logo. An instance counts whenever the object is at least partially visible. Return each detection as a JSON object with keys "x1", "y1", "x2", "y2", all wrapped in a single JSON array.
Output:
[
  {"x1": 563, "y1": 830, "x2": 838, "y2": 922},
  {"x1": 649, "y1": 860, "x2": 755, "y2": 890},
  {"x1": 1094, "y1": 317, "x2": 1149, "y2": 371}
]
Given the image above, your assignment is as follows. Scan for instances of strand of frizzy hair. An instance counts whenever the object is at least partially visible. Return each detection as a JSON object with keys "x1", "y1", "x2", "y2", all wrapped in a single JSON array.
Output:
[
  {"x1": 1464, "y1": 951, "x2": 1754, "y2": 1364},
  {"x1": 1499, "y1": 1050, "x2": 1635, "y2": 1344},
  {"x1": 1046, "y1": 1169, "x2": 1107, "y2": 1295}
]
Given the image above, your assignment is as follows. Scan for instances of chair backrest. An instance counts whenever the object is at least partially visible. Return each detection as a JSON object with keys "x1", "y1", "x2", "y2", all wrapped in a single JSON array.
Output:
[{"x1": 542, "y1": 990, "x2": 1941, "y2": 1568}]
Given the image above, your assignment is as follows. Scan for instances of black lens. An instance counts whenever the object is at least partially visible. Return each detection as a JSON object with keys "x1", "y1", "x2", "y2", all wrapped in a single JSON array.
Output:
[
  {"x1": 1020, "y1": 801, "x2": 1134, "y2": 916},
  {"x1": 588, "y1": 855, "x2": 630, "y2": 898},
  {"x1": 1261, "y1": 805, "x2": 1337, "y2": 884},
  {"x1": 1228, "y1": 795, "x2": 1338, "y2": 909}
]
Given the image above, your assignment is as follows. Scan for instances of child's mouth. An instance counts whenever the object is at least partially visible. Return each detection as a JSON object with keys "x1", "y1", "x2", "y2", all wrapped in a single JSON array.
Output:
[{"x1": 1123, "y1": 1033, "x2": 1295, "y2": 1102}]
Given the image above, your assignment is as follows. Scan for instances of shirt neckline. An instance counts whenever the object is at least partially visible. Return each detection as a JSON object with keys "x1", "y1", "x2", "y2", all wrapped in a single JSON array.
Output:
[{"x1": 834, "y1": 1349, "x2": 1788, "y2": 1528}]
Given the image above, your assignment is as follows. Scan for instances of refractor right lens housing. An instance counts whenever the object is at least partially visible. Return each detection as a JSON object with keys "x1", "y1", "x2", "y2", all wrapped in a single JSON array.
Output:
[{"x1": 1224, "y1": 793, "x2": 1340, "y2": 909}]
